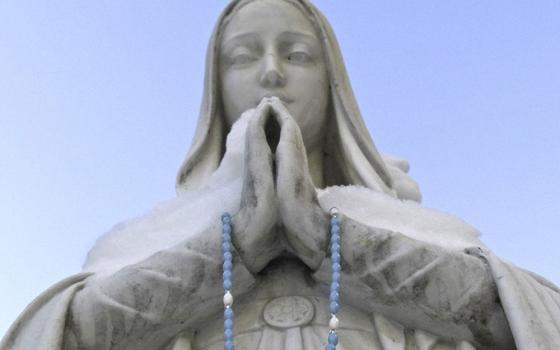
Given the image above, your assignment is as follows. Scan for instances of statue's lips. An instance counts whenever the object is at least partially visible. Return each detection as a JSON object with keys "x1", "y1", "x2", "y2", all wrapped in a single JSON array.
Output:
[{"x1": 258, "y1": 95, "x2": 294, "y2": 105}]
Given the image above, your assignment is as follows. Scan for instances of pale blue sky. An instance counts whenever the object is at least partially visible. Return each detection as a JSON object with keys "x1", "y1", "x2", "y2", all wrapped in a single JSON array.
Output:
[{"x1": 1, "y1": 1, "x2": 559, "y2": 337}]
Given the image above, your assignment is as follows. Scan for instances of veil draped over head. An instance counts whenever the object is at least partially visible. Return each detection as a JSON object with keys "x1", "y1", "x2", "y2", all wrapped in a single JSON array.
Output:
[{"x1": 176, "y1": 0, "x2": 421, "y2": 202}]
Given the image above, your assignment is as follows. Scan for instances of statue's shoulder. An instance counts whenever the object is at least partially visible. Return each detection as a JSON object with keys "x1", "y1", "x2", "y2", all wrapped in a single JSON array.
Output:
[{"x1": 0, "y1": 272, "x2": 92, "y2": 350}]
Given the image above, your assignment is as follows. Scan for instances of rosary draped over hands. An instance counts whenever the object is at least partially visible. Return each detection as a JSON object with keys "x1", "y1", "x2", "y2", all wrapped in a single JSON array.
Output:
[{"x1": 220, "y1": 97, "x2": 342, "y2": 349}]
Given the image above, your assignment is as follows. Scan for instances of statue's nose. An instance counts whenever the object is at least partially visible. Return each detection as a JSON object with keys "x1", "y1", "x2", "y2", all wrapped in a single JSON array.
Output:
[{"x1": 260, "y1": 53, "x2": 286, "y2": 88}]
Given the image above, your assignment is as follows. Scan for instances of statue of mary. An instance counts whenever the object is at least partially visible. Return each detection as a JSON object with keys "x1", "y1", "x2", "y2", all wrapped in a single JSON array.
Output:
[{"x1": 2, "y1": 0, "x2": 559, "y2": 349}]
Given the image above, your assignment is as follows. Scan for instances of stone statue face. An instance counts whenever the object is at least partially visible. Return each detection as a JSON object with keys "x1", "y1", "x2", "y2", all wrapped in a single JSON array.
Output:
[{"x1": 219, "y1": 0, "x2": 329, "y2": 151}]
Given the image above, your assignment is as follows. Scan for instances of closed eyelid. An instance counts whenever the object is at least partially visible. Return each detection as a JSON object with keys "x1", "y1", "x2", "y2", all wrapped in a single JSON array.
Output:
[
  {"x1": 279, "y1": 42, "x2": 317, "y2": 63},
  {"x1": 229, "y1": 46, "x2": 254, "y2": 56},
  {"x1": 221, "y1": 45, "x2": 261, "y2": 65},
  {"x1": 277, "y1": 36, "x2": 320, "y2": 57}
]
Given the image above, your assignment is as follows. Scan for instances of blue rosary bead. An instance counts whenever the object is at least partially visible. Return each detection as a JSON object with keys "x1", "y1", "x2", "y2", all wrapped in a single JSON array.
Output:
[
  {"x1": 330, "y1": 217, "x2": 339, "y2": 227},
  {"x1": 331, "y1": 281, "x2": 340, "y2": 292},
  {"x1": 222, "y1": 224, "x2": 232, "y2": 234},
  {"x1": 332, "y1": 271, "x2": 340, "y2": 283},
  {"x1": 326, "y1": 344, "x2": 335, "y2": 350},
  {"x1": 331, "y1": 225, "x2": 340, "y2": 235},
  {"x1": 223, "y1": 260, "x2": 232, "y2": 271},
  {"x1": 331, "y1": 233, "x2": 340, "y2": 244},
  {"x1": 224, "y1": 307, "x2": 234, "y2": 319},
  {"x1": 223, "y1": 279, "x2": 232, "y2": 290},
  {"x1": 224, "y1": 318, "x2": 233, "y2": 329},
  {"x1": 332, "y1": 262, "x2": 341, "y2": 273},
  {"x1": 330, "y1": 301, "x2": 340, "y2": 314},
  {"x1": 328, "y1": 332, "x2": 339, "y2": 345},
  {"x1": 330, "y1": 243, "x2": 340, "y2": 254},
  {"x1": 223, "y1": 270, "x2": 232, "y2": 280},
  {"x1": 222, "y1": 242, "x2": 231, "y2": 253},
  {"x1": 223, "y1": 251, "x2": 232, "y2": 261},
  {"x1": 224, "y1": 340, "x2": 234, "y2": 350},
  {"x1": 224, "y1": 328, "x2": 234, "y2": 340},
  {"x1": 330, "y1": 291, "x2": 339, "y2": 302},
  {"x1": 222, "y1": 245, "x2": 230, "y2": 253},
  {"x1": 331, "y1": 252, "x2": 341, "y2": 263}
]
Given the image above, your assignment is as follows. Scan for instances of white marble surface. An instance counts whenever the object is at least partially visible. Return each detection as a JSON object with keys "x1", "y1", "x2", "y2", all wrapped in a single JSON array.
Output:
[{"x1": 1, "y1": 1, "x2": 560, "y2": 348}]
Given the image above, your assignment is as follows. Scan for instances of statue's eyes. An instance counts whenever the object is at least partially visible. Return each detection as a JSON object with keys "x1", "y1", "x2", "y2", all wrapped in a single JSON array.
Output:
[
  {"x1": 284, "y1": 42, "x2": 314, "y2": 64},
  {"x1": 225, "y1": 46, "x2": 258, "y2": 66},
  {"x1": 230, "y1": 53, "x2": 257, "y2": 65},
  {"x1": 287, "y1": 51, "x2": 311, "y2": 64}
]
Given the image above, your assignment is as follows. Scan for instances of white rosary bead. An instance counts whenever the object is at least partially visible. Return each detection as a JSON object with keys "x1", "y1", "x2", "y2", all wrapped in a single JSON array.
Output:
[
  {"x1": 329, "y1": 207, "x2": 339, "y2": 217},
  {"x1": 329, "y1": 315, "x2": 339, "y2": 330},
  {"x1": 223, "y1": 291, "x2": 233, "y2": 307}
]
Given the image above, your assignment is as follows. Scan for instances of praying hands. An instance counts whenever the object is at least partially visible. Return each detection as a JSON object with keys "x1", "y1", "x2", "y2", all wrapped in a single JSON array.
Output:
[{"x1": 232, "y1": 97, "x2": 329, "y2": 274}]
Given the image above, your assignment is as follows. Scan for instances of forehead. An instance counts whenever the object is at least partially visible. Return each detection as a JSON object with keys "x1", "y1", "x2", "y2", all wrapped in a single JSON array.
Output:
[{"x1": 222, "y1": 0, "x2": 317, "y2": 42}]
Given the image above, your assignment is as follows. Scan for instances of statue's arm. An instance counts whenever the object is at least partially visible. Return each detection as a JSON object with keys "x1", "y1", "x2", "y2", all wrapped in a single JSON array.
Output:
[
  {"x1": 65, "y1": 224, "x2": 254, "y2": 350},
  {"x1": 64, "y1": 101, "x2": 297, "y2": 349},
  {"x1": 340, "y1": 217, "x2": 516, "y2": 350}
]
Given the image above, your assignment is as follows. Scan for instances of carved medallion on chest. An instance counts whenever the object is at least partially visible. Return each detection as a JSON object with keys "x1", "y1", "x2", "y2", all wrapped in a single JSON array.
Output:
[{"x1": 263, "y1": 296, "x2": 315, "y2": 328}]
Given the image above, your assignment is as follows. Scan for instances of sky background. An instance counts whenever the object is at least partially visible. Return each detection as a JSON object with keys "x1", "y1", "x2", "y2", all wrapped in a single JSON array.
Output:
[{"x1": 1, "y1": 0, "x2": 559, "y2": 337}]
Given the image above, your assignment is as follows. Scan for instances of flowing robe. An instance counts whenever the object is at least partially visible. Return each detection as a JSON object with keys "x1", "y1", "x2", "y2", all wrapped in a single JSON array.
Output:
[{"x1": 2, "y1": 115, "x2": 560, "y2": 350}]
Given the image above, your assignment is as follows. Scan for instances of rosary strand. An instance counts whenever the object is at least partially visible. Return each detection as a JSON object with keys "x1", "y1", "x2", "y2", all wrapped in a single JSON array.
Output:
[
  {"x1": 221, "y1": 208, "x2": 342, "y2": 350},
  {"x1": 327, "y1": 207, "x2": 341, "y2": 350},
  {"x1": 221, "y1": 213, "x2": 234, "y2": 350}
]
